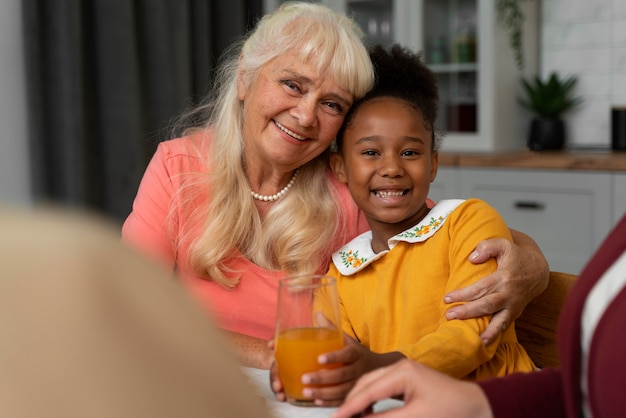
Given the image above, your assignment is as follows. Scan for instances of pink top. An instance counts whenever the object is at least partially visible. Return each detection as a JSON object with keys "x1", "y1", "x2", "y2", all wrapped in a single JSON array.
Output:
[{"x1": 122, "y1": 130, "x2": 369, "y2": 340}]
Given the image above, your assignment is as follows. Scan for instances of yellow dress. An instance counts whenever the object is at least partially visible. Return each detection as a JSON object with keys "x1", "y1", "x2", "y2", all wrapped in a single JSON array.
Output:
[{"x1": 326, "y1": 198, "x2": 536, "y2": 380}]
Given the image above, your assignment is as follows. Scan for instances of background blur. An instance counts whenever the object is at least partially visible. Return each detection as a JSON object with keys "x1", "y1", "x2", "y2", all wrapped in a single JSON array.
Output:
[
  {"x1": 1, "y1": 0, "x2": 625, "y2": 224},
  {"x1": 1, "y1": 0, "x2": 262, "y2": 223}
]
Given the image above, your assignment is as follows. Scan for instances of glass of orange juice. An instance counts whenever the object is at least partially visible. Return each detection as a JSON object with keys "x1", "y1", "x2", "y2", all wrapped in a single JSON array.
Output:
[{"x1": 274, "y1": 274, "x2": 343, "y2": 406}]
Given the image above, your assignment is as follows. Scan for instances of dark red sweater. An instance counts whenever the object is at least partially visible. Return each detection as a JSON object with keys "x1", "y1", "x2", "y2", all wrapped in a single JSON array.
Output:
[{"x1": 479, "y1": 214, "x2": 626, "y2": 418}]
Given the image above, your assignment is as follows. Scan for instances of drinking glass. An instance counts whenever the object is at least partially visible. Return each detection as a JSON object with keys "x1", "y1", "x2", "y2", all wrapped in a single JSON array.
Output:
[{"x1": 274, "y1": 274, "x2": 343, "y2": 406}]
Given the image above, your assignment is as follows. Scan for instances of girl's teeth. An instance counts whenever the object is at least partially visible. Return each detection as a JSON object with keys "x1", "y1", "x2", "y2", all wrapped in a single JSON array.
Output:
[
  {"x1": 376, "y1": 191, "x2": 404, "y2": 198},
  {"x1": 275, "y1": 121, "x2": 306, "y2": 140}
]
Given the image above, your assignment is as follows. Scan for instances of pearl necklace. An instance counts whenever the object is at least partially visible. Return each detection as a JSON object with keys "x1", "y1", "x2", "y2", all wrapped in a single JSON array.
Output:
[{"x1": 250, "y1": 169, "x2": 299, "y2": 202}]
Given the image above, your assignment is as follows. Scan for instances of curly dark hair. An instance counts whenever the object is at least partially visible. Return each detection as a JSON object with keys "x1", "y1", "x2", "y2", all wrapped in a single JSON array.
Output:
[{"x1": 336, "y1": 44, "x2": 441, "y2": 150}]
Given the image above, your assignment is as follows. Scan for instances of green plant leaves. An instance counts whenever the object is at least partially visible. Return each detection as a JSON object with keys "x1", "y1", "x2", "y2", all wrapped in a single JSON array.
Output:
[
  {"x1": 518, "y1": 72, "x2": 583, "y2": 119},
  {"x1": 496, "y1": 0, "x2": 527, "y2": 70}
]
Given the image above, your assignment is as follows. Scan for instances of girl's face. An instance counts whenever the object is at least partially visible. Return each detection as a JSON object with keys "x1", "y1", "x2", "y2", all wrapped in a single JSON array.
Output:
[
  {"x1": 238, "y1": 49, "x2": 354, "y2": 172},
  {"x1": 331, "y1": 97, "x2": 438, "y2": 237}
]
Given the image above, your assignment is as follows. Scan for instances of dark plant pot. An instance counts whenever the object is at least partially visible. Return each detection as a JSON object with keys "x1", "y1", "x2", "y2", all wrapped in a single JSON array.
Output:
[{"x1": 527, "y1": 118, "x2": 565, "y2": 151}]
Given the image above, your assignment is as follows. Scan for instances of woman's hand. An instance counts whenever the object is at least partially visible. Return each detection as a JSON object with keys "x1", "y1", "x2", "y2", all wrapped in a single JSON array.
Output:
[
  {"x1": 332, "y1": 359, "x2": 493, "y2": 418},
  {"x1": 444, "y1": 230, "x2": 550, "y2": 344}
]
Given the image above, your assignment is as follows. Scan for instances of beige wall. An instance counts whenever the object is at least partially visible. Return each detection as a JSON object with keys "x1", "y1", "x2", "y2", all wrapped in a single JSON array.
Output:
[{"x1": 541, "y1": 0, "x2": 626, "y2": 149}]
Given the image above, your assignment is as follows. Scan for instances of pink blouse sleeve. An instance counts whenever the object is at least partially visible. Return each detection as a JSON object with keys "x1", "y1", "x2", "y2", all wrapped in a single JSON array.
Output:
[{"x1": 122, "y1": 143, "x2": 177, "y2": 271}]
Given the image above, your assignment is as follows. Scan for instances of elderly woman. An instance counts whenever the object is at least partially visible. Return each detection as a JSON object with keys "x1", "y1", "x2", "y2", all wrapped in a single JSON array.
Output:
[{"x1": 122, "y1": 2, "x2": 548, "y2": 369}]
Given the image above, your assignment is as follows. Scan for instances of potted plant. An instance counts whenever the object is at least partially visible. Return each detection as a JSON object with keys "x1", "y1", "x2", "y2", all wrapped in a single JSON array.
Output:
[{"x1": 519, "y1": 72, "x2": 583, "y2": 151}]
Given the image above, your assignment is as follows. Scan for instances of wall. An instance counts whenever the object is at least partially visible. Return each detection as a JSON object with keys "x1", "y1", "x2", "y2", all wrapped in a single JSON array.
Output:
[
  {"x1": 2, "y1": 0, "x2": 625, "y2": 204},
  {"x1": 542, "y1": 0, "x2": 626, "y2": 149},
  {"x1": 0, "y1": 0, "x2": 31, "y2": 205}
]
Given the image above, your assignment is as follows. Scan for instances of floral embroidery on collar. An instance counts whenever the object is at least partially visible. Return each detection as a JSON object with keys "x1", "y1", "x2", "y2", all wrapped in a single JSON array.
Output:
[
  {"x1": 397, "y1": 214, "x2": 445, "y2": 239},
  {"x1": 339, "y1": 249, "x2": 368, "y2": 270},
  {"x1": 332, "y1": 199, "x2": 465, "y2": 275}
]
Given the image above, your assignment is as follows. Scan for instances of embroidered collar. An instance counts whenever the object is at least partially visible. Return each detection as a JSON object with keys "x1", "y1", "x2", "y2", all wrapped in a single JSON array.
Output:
[{"x1": 332, "y1": 199, "x2": 465, "y2": 275}]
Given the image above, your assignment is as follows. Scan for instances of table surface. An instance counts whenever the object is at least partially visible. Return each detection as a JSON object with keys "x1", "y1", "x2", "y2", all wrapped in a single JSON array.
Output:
[{"x1": 242, "y1": 367, "x2": 404, "y2": 418}]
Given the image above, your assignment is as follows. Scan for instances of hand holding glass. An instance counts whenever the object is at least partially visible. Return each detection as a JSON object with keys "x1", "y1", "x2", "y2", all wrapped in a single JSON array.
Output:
[{"x1": 274, "y1": 275, "x2": 343, "y2": 406}]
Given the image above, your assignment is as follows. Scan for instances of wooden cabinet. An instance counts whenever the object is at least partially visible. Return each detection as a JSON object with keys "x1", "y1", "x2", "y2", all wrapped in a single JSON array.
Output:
[
  {"x1": 263, "y1": 0, "x2": 539, "y2": 152},
  {"x1": 412, "y1": 0, "x2": 539, "y2": 153},
  {"x1": 431, "y1": 152, "x2": 626, "y2": 273},
  {"x1": 431, "y1": 167, "x2": 614, "y2": 274}
]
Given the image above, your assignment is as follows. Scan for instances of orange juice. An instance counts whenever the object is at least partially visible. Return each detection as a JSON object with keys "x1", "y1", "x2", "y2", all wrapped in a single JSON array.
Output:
[{"x1": 275, "y1": 327, "x2": 343, "y2": 404}]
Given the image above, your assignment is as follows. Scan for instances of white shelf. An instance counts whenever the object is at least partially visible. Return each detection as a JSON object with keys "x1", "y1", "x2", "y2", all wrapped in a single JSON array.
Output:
[{"x1": 263, "y1": 0, "x2": 540, "y2": 152}]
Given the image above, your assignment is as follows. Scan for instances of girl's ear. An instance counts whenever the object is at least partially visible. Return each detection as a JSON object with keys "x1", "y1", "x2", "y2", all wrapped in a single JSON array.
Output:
[
  {"x1": 329, "y1": 152, "x2": 348, "y2": 183},
  {"x1": 429, "y1": 150, "x2": 439, "y2": 183}
]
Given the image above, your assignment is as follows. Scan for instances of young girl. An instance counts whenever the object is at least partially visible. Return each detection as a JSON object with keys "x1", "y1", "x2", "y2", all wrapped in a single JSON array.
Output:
[{"x1": 299, "y1": 45, "x2": 536, "y2": 405}]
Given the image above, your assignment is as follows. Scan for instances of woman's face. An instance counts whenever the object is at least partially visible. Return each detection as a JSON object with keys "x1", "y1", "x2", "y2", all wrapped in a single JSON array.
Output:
[
  {"x1": 238, "y1": 49, "x2": 354, "y2": 171},
  {"x1": 331, "y1": 97, "x2": 438, "y2": 236}
]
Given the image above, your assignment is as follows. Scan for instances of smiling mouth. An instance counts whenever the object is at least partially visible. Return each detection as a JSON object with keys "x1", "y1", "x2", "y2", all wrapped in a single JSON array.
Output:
[
  {"x1": 374, "y1": 190, "x2": 407, "y2": 198},
  {"x1": 274, "y1": 120, "x2": 307, "y2": 141}
]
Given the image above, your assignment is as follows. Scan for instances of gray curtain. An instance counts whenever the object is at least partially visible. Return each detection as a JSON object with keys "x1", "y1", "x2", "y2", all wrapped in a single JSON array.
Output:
[{"x1": 23, "y1": 0, "x2": 262, "y2": 223}]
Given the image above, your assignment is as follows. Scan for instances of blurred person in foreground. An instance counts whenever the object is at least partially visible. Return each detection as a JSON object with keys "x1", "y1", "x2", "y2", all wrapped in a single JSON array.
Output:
[{"x1": 0, "y1": 206, "x2": 270, "y2": 418}]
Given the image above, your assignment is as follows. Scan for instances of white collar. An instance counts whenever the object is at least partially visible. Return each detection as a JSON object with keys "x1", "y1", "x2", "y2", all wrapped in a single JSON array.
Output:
[{"x1": 332, "y1": 199, "x2": 465, "y2": 275}]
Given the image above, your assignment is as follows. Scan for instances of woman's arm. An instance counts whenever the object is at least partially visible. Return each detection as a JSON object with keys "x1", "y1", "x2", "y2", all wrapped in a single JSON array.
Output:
[
  {"x1": 444, "y1": 228, "x2": 550, "y2": 344},
  {"x1": 333, "y1": 359, "x2": 564, "y2": 418},
  {"x1": 332, "y1": 359, "x2": 492, "y2": 418},
  {"x1": 122, "y1": 142, "x2": 177, "y2": 270},
  {"x1": 222, "y1": 330, "x2": 274, "y2": 369},
  {"x1": 478, "y1": 366, "x2": 565, "y2": 417}
]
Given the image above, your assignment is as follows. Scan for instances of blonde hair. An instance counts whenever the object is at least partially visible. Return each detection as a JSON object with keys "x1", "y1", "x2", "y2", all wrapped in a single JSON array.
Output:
[{"x1": 178, "y1": 2, "x2": 374, "y2": 287}]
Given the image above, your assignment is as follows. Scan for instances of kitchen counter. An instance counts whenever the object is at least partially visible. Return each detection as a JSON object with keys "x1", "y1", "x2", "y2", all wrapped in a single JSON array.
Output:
[
  {"x1": 438, "y1": 149, "x2": 626, "y2": 172},
  {"x1": 432, "y1": 149, "x2": 626, "y2": 274}
]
